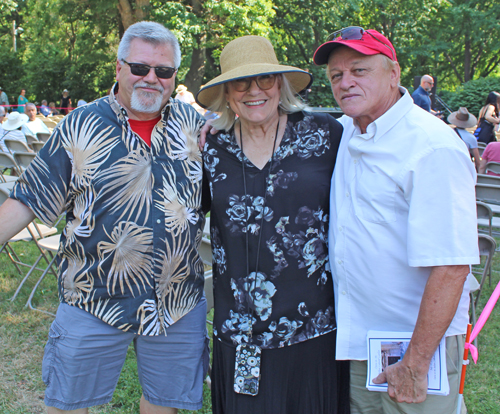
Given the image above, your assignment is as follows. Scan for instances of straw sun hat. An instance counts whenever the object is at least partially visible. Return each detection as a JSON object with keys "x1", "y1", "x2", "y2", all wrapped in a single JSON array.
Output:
[
  {"x1": 196, "y1": 36, "x2": 312, "y2": 109},
  {"x1": 447, "y1": 107, "x2": 477, "y2": 129},
  {"x1": 3, "y1": 111, "x2": 28, "y2": 131}
]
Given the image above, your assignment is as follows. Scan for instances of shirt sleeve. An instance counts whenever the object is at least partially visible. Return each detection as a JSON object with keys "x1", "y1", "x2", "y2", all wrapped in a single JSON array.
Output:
[
  {"x1": 403, "y1": 146, "x2": 479, "y2": 266},
  {"x1": 10, "y1": 124, "x2": 73, "y2": 227},
  {"x1": 482, "y1": 144, "x2": 492, "y2": 161}
]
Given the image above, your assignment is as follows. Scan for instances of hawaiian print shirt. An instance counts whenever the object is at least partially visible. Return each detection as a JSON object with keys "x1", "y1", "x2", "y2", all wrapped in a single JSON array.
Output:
[
  {"x1": 204, "y1": 111, "x2": 343, "y2": 349},
  {"x1": 12, "y1": 85, "x2": 207, "y2": 335}
]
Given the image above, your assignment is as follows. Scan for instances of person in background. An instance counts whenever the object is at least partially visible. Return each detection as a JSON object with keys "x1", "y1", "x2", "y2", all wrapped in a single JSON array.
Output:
[
  {"x1": 48, "y1": 102, "x2": 60, "y2": 116},
  {"x1": 0, "y1": 86, "x2": 10, "y2": 111},
  {"x1": 40, "y1": 100, "x2": 51, "y2": 117},
  {"x1": 77, "y1": 99, "x2": 87, "y2": 107},
  {"x1": 0, "y1": 107, "x2": 6, "y2": 150},
  {"x1": 174, "y1": 84, "x2": 195, "y2": 104},
  {"x1": 479, "y1": 139, "x2": 500, "y2": 175},
  {"x1": 412, "y1": 74, "x2": 442, "y2": 117},
  {"x1": 0, "y1": 21, "x2": 208, "y2": 414},
  {"x1": 313, "y1": 26, "x2": 478, "y2": 413},
  {"x1": 448, "y1": 107, "x2": 481, "y2": 171},
  {"x1": 0, "y1": 111, "x2": 29, "y2": 151},
  {"x1": 475, "y1": 91, "x2": 500, "y2": 144},
  {"x1": 22, "y1": 103, "x2": 51, "y2": 137},
  {"x1": 196, "y1": 35, "x2": 349, "y2": 414},
  {"x1": 17, "y1": 88, "x2": 28, "y2": 113},
  {"x1": 60, "y1": 88, "x2": 72, "y2": 114}
]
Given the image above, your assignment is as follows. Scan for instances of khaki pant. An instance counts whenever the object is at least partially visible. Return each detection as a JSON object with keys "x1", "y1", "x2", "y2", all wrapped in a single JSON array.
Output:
[{"x1": 350, "y1": 335, "x2": 467, "y2": 414}]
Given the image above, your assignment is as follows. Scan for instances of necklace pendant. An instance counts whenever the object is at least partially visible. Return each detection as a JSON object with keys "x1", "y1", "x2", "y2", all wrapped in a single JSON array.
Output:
[{"x1": 234, "y1": 343, "x2": 261, "y2": 396}]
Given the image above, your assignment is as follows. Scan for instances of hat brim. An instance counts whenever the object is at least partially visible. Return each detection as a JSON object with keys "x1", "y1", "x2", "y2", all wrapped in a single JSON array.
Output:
[
  {"x1": 447, "y1": 113, "x2": 478, "y2": 129},
  {"x1": 196, "y1": 64, "x2": 312, "y2": 108},
  {"x1": 3, "y1": 113, "x2": 29, "y2": 131}
]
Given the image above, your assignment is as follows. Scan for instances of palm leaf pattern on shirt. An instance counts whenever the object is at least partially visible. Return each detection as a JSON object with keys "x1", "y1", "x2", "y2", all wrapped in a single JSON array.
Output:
[
  {"x1": 60, "y1": 241, "x2": 95, "y2": 305},
  {"x1": 97, "y1": 221, "x2": 154, "y2": 296},
  {"x1": 97, "y1": 148, "x2": 153, "y2": 224}
]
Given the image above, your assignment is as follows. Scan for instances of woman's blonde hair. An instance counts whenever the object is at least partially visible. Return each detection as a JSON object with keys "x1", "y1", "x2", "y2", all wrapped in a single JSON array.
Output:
[{"x1": 210, "y1": 74, "x2": 308, "y2": 132}]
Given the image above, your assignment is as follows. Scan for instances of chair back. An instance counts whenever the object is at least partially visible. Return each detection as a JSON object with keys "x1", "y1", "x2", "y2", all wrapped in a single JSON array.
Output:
[
  {"x1": 4, "y1": 138, "x2": 31, "y2": 154},
  {"x1": 473, "y1": 235, "x2": 496, "y2": 307},
  {"x1": 0, "y1": 186, "x2": 10, "y2": 204},
  {"x1": 31, "y1": 142, "x2": 45, "y2": 153},
  {"x1": 476, "y1": 201, "x2": 493, "y2": 236},
  {"x1": 485, "y1": 162, "x2": 500, "y2": 175},
  {"x1": 0, "y1": 152, "x2": 20, "y2": 175},
  {"x1": 478, "y1": 146, "x2": 485, "y2": 158},
  {"x1": 477, "y1": 142, "x2": 487, "y2": 149},
  {"x1": 36, "y1": 132, "x2": 51, "y2": 143},
  {"x1": 25, "y1": 135, "x2": 40, "y2": 147},
  {"x1": 476, "y1": 183, "x2": 500, "y2": 205},
  {"x1": 13, "y1": 151, "x2": 37, "y2": 171},
  {"x1": 42, "y1": 119, "x2": 58, "y2": 128},
  {"x1": 477, "y1": 174, "x2": 500, "y2": 185}
]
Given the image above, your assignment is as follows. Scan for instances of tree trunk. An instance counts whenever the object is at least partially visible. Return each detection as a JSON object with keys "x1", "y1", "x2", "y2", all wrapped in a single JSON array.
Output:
[
  {"x1": 464, "y1": 34, "x2": 471, "y2": 82},
  {"x1": 184, "y1": 33, "x2": 206, "y2": 93},
  {"x1": 118, "y1": 0, "x2": 135, "y2": 29}
]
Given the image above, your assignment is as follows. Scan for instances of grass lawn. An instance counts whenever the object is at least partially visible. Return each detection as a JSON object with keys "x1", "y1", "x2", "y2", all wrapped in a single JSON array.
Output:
[{"x1": 1, "y1": 223, "x2": 499, "y2": 413}]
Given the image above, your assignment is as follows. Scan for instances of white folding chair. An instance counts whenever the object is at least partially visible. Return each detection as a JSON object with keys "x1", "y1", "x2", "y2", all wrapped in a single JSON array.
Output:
[
  {"x1": 0, "y1": 151, "x2": 21, "y2": 176},
  {"x1": 36, "y1": 132, "x2": 51, "y2": 143},
  {"x1": 470, "y1": 234, "x2": 496, "y2": 347},
  {"x1": 13, "y1": 151, "x2": 37, "y2": 173},
  {"x1": 31, "y1": 142, "x2": 45, "y2": 153}
]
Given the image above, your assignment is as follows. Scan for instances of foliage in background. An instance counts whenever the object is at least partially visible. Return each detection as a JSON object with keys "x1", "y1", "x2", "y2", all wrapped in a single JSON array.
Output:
[{"x1": 0, "y1": 0, "x2": 499, "y2": 108}]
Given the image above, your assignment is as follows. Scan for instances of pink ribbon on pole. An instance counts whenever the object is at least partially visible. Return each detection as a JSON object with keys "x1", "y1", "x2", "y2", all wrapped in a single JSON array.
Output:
[{"x1": 465, "y1": 278, "x2": 500, "y2": 363}]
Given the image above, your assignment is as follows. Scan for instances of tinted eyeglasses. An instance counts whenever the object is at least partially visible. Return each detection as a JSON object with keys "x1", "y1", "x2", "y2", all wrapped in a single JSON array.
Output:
[
  {"x1": 326, "y1": 26, "x2": 395, "y2": 61},
  {"x1": 122, "y1": 60, "x2": 177, "y2": 79},
  {"x1": 230, "y1": 74, "x2": 277, "y2": 92}
]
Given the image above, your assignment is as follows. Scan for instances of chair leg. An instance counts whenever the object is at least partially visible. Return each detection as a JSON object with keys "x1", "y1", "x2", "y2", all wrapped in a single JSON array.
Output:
[
  {"x1": 9, "y1": 253, "x2": 46, "y2": 301},
  {"x1": 25, "y1": 253, "x2": 57, "y2": 317}
]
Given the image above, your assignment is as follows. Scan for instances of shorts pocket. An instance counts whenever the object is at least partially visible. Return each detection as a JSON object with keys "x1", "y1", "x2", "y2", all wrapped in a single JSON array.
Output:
[{"x1": 42, "y1": 320, "x2": 66, "y2": 386}]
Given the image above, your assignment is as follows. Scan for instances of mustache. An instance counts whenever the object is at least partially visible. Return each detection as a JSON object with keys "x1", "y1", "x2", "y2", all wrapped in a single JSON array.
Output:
[{"x1": 133, "y1": 82, "x2": 164, "y2": 93}]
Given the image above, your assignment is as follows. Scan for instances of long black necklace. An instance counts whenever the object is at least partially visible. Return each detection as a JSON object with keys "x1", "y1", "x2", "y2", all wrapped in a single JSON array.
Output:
[{"x1": 233, "y1": 118, "x2": 280, "y2": 397}]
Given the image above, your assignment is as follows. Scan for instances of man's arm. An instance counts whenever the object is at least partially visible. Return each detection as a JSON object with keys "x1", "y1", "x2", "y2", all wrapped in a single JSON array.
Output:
[
  {"x1": 471, "y1": 148, "x2": 481, "y2": 172},
  {"x1": 0, "y1": 198, "x2": 36, "y2": 245},
  {"x1": 372, "y1": 264, "x2": 469, "y2": 403},
  {"x1": 479, "y1": 157, "x2": 488, "y2": 174}
]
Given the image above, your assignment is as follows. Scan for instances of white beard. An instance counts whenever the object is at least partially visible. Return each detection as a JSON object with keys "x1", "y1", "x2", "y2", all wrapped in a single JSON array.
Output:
[{"x1": 130, "y1": 83, "x2": 164, "y2": 113}]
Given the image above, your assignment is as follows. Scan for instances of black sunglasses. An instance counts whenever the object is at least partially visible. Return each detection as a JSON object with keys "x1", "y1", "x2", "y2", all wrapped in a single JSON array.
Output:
[
  {"x1": 122, "y1": 60, "x2": 177, "y2": 79},
  {"x1": 230, "y1": 74, "x2": 277, "y2": 92},
  {"x1": 326, "y1": 26, "x2": 395, "y2": 61}
]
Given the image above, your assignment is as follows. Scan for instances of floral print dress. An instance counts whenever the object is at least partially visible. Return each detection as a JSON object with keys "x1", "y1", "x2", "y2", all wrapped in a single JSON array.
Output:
[{"x1": 203, "y1": 111, "x2": 343, "y2": 350}]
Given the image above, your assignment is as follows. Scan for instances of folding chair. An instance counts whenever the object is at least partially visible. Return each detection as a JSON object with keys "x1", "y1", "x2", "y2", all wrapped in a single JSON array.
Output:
[
  {"x1": 31, "y1": 142, "x2": 45, "y2": 153},
  {"x1": 476, "y1": 201, "x2": 493, "y2": 236},
  {"x1": 476, "y1": 174, "x2": 500, "y2": 186},
  {"x1": 477, "y1": 142, "x2": 487, "y2": 149},
  {"x1": 36, "y1": 132, "x2": 51, "y2": 143},
  {"x1": 25, "y1": 134, "x2": 40, "y2": 149},
  {"x1": 41, "y1": 119, "x2": 58, "y2": 129},
  {"x1": 0, "y1": 151, "x2": 21, "y2": 176},
  {"x1": 469, "y1": 234, "x2": 496, "y2": 347},
  {"x1": 0, "y1": 188, "x2": 58, "y2": 301},
  {"x1": 13, "y1": 151, "x2": 37, "y2": 173},
  {"x1": 4, "y1": 138, "x2": 32, "y2": 154},
  {"x1": 485, "y1": 162, "x2": 500, "y2": 175},
  {"x1": 26, "y1": 234, "x2": 60, "y2": 316}
]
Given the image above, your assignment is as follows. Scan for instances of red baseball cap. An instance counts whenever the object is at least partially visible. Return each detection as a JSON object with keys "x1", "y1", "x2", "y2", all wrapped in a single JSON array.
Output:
[{"x1": 313, "y1": 28, "x2": 397, "y2": 65}]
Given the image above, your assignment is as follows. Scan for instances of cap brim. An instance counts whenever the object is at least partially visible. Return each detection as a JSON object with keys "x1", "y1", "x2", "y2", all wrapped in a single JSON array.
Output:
[{"x1": 196, "y1": 64, "x2": 312, "y2": 108}]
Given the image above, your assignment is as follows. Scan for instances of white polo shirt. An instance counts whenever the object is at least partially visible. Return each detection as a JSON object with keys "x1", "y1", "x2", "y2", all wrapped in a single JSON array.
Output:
[{"x1": 330, "y1": 88, "x2": 480, "y2": 361}]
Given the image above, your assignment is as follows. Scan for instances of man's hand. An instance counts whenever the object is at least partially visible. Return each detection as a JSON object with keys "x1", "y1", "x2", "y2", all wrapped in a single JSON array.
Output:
[
  {"x1": 199, "y1": 119, "x2": 218, "y2": 150},
  {"x1": 372, "y1": 359, "x2": 428, "y2": 403}
]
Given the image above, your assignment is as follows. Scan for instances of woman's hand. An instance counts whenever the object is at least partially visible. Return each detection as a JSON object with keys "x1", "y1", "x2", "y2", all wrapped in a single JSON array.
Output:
[{"x1": 199, "y1": 120, "x2": 220, "y2": 150}]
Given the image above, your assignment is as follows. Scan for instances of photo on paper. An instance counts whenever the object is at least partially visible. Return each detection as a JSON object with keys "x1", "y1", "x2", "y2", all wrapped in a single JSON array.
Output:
[{"x1": 380, "y1": 341, "x2": 409, "y2": 371}]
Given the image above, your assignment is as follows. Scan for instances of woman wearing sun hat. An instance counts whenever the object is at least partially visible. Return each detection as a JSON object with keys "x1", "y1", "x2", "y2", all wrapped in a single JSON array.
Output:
[
  {"x1": 196, "y1": 35, "x2": 349, "y2": 413},
  {"x1": 447, "y1": 107, "x2": 480, "y2": 171}
]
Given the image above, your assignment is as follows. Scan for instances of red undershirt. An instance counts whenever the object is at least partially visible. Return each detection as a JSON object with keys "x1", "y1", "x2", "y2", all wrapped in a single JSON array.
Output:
[{"x1": 128, "y1": 116, "x2": 161, "y2": 147}]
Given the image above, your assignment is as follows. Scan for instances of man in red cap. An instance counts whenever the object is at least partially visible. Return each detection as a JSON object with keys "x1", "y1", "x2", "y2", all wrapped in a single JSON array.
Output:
[{"x1": 314, "y1": 27, "x2": 479, "y2": 413}]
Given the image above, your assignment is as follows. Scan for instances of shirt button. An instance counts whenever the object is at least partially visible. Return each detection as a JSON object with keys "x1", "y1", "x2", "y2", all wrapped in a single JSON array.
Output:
[
  {"x1": 353, "y1": 159, "x2": 358, "y2": 164},
  {"x1": 156, "y1": 219, "x2": 161, "y2": 224},
  {"x1": 342, "y1": 290, "x2": 347, "y2": 295},
  {"x1": 345, "y1": 192, "x2": 350, "y2": 198},
  {"x1": 337, "y1": 259, "x2": 343, "y2": 265}
]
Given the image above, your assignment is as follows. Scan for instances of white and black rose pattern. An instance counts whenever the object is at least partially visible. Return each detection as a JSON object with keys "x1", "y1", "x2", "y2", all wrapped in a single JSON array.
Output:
[{"x1": 204, "y1": 111, "x2": 343, "y2": 350}]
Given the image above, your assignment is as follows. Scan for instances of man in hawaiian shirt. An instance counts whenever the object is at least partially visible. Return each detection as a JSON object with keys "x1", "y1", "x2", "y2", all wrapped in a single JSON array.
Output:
[{"x1": 0, "y1": 21, "x2": 208, "y2": 414}]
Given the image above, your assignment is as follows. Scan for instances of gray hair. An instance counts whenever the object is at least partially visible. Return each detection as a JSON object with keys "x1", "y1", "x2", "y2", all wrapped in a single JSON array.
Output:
[
  {"x1": 26, "y1": 103, "x2": 36, "y2": 110},
  {"x1": 117, "y1": 21, "x2": 181, "y2": 68},
  {"x1": 210, "y1": 74, "x2": 308, "y2": 132}
]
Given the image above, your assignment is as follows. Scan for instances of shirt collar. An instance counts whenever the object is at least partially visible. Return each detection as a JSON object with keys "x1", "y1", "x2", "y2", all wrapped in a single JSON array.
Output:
[{"x1": 355, "y1": 86, "x2": 412, "y2": 142}]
